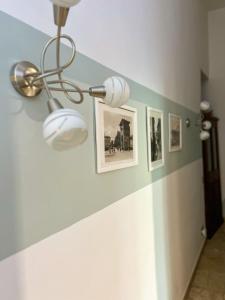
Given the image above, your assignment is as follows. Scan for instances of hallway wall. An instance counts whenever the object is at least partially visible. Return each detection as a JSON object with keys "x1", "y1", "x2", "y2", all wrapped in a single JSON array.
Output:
[
  {"x1": 0, "y1": 1, "x2": 209, "y2": 300},
  {"x1": 207, "y1": 0, "x2": 225, "y2": 11},
  {"x1": 0, "y1": 160, "x2": 204, "y2": 300},
  {"x1": 208, "y1": 8, "x2": 225, "y2": 215},
  {"x1": 1, "y1": 0, "x2": 208, "y2": 112}
]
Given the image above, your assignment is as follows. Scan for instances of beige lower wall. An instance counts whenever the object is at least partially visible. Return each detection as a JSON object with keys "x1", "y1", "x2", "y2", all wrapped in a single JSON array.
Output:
[
  {"x1": 0, "y1": 159, "x2": 204, "y2": 300},
  {"x1": 152, "y1": 159, "x2": 205, "y2": 300}
]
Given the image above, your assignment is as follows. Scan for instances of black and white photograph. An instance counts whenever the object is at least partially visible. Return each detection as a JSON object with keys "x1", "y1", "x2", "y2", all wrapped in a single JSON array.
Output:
[
  {"x1": 95, "y1": 100, "x2": 138, "y2": 173},
  {"x1": 169, "y1": 113, "x2": 182, "y2": 152},
  {"x1": 147, "y1": 107, "x2": 164, "y2": 171}
]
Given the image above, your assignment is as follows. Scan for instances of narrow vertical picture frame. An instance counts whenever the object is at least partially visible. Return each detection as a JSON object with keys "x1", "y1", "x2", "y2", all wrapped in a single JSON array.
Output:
[
  {"x1": 169, "y1": 113, "x2": 182, "y2": 152},
  {"x1": 147, "y1": 107, "x2": 164, "y2": 171},
  {"x1": 95, "y1": 99, "x2": 138, "y2": 173}
]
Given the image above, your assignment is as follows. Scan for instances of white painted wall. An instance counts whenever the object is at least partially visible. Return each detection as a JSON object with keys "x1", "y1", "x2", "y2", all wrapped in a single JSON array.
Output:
[
  {"x1": 208, "y1": 8, "x2": 225, "y2": 213},
  {"x1": 0, "y1": 0, "x2": 208, "y2": 112},
  {"x1": 0, "y1": 185, "x2": 157, "y2": 300},
  {"x1": 152, "y1": 160, "x2": 205, "y2": 300},
  {"x1": 0, "y1": 160, "x2": 204, "y2": 300}
]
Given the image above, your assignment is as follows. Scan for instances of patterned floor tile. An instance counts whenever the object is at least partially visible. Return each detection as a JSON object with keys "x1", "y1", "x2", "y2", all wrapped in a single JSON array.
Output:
[{"x1": 186, "y1": 224, "x2": 225, "y2": 300}]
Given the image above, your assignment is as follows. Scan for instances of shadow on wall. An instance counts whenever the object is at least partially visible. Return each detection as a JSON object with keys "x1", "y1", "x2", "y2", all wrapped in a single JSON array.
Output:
[
  {"x1": 0, "y1": 13, "x2": 49, "y2": 297},
  {"x1": 0, "y1": 91, "x2": 23, "y2": 298}
]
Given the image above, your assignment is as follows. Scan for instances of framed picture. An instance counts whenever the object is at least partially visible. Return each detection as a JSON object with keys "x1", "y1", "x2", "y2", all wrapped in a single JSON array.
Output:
[
  {"x1": 95, "y1": 99, "x2": 138, "y2": 173},
  {"x1": 147, "y1": 107, "x2": 164, "y2": 171},
  {"x1": 169, "y1": 113, "x2": 182, "y2": 152}
]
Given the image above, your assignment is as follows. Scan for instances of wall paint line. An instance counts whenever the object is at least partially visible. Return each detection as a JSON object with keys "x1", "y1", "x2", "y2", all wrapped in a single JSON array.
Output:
[{"x1": 0, "y1": 11, "x2": 202, "y2": 261}]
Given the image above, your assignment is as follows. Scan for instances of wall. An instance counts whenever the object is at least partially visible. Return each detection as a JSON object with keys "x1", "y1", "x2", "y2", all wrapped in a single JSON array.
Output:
[
  {"x1": 0, "y1": 0, "x2": 208, "y2": 300},
  {"x1": 1, "y1": 0, "x2": 208, "y2": 112},
  {"x1": 208, "y1": 8, "x2": 225, "y2": 215},
  {"x1": 207, "y1": 0, "x2": 225, "y2": 11}
]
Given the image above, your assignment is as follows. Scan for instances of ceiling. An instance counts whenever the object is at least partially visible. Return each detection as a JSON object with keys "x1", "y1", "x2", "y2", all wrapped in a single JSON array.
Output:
[{"x1": 207, "y1": 0, "x2": 225, "y2": 11}]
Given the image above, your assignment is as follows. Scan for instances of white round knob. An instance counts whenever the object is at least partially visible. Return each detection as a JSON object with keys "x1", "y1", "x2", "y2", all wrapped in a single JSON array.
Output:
[
  {"x1": 43, "y1": 109, "x2": 88, "y2": 151},
  {"x1": 103, "y1": 76, "x2": 130, "y2": 108},
  {"x1": 50, "y1": 0, "x2": 81, "y2": 8},
  {"x1": 202, "y1": 120, "x2": 212, "y2": 131},
  {"x1": 200, "y1": 130, "x2": 210, "y2": 141},
  {"x1": 200, "y1": 101, "x2": 211, "y2": 112}
]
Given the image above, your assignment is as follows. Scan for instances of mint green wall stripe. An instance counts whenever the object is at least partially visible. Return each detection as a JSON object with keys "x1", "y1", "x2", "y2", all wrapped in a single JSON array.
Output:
[{"x1": 0, "y1": 11, "x2": 201, "y2": 261}]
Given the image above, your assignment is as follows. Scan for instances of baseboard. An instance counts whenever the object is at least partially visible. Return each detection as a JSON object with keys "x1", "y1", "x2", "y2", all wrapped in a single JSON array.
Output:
[{"x1": 181, "y1": 239, "x2": 206, "y2": 300}]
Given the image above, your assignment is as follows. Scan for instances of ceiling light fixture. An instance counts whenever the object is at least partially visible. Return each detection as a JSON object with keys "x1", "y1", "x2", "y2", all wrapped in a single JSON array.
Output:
[
  {"x1": 200, "y1": 130, "x2": 210, "y2": 141},
  {"x1": 202, "y1": 120, "x2": 212, "y2": 131},
  {"x1": 197, "y1": 101, "x2": 212, "y2": 141},
  {"x1": 10, "y1": 0, "x2": 130, "y2": 151},
  {"x1": 200, "y1": 101, "x2": 211, "y2": 113}
]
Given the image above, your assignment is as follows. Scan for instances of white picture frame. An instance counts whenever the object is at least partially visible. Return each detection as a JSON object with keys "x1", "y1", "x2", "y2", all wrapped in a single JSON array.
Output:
[
  {"x1": 169, "y1": 113, "x2": 182, "y2": 152},
  {"x1": 95, "y1": 99, "x2": 138, "y2": 173},
  {"x1": 147, "y1": 107, "x2": 164, "y2": 171}
]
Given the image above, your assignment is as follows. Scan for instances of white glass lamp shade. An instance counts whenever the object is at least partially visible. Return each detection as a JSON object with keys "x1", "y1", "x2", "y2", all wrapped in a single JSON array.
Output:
[
  {"x1": 202, "y1": 120, "x2": 212, "y2": 131},
  {"x1": 200, "y1": 130, "x2": 210, "y2": 141},
  {"x1": 103, "y1": 76, "x2": 130, "y2": 108},
  {"x1": 200, "y1": 101, "x2": 211, "y2": 112},
  {"x1": 50, "y1": 0, "x2": 81, "y2": 8},
  {"x1": 43, "y1": 109, "x2": 88, "y2": 151}
]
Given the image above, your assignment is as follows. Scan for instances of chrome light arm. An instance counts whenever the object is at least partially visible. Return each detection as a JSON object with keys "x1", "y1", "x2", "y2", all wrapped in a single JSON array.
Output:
[
  {"x1": 39, "y1": 31, "x2": 84, "y2": 103},
  {"x1": 10, "y1": 28, "x2": 108, "y2": 103},
  {"x1": 10, "y1": 30, "x2": 85, "y2": 103}
]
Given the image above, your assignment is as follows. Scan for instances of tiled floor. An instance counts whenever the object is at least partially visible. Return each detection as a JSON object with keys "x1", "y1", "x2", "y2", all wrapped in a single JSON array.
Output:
[{"x1": 186, "y1": 223, "x2": 225, "y2": 300}]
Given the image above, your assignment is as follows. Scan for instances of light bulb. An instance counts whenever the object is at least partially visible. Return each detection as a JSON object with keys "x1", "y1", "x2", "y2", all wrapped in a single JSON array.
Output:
[
  {"x1": 202, "y1": 120, "x2": 212, "y2": 131},
  {"x1": 200, "y1": 130, "x2": 210, "y2": 141},
  {"x1": 50, "y1": 0, "x2": 81, "y2": 8},
  {"x1": 43, "y1": 108, "x2": 88, "y2": 151},
  {"x1": 200, "y1": 101, "x2": 211, "y2": 112},
  {"x1": 103, "y1": 76, "x2": 130, "y2": 108}
]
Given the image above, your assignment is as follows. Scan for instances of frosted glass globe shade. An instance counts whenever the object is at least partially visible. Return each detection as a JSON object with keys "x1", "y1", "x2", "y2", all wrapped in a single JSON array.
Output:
[
  {"x1": 200, "y1": 130, "x2": 210, "y2": 141},
  {"x1": 50, "y1": 0, "x2": 81, "y2": 8},
  {"x1": 202, "y1": 120, "x2": 212, "y2": 131},
  {"x1": 200, "y1": 101, "x2": 211, "y2": 112},
  {"x1": 103, "y1": 76, "x2": 130, "y2": 108},
  {"x1": 43, "y1": 109, "x2": 88, "y2": 151}
]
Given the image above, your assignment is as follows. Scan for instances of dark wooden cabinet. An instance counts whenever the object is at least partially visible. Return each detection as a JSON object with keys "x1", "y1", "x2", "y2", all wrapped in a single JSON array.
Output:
[{"x1": 202, "y1": 114, "x2": 224, "y2": 239}]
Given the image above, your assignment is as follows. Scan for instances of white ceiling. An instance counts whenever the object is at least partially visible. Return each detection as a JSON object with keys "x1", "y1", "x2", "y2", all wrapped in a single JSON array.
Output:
[{"x1": 207, "y1": 0, "x2": 225, "y2": 11}]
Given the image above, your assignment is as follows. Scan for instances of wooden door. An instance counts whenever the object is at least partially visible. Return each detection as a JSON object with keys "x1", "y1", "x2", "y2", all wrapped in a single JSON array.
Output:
[{"x1": 202, "y1": 116, "x2": 224, "y2": 239}]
